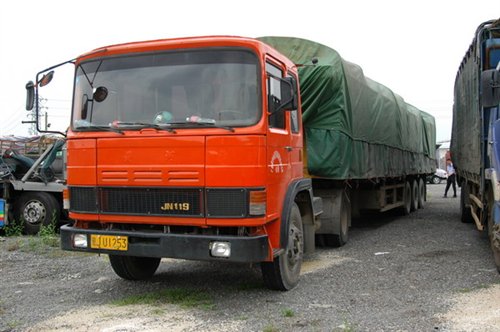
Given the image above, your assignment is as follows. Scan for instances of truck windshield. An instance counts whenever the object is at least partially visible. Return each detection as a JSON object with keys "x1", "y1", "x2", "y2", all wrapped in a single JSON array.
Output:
[{"x1": 72, "y1": 49, "x2": 261, "y2": 131}]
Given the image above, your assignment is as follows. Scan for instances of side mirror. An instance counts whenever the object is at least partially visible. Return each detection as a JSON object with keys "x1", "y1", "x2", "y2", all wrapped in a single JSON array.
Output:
[
  {"x1": 280, "y1": 76, "x2": 298, "y2": 110},
  {"x1": 25, "y1": 81, "x2": 35, "y2": 110},
  {"x1": 38, "y1": 71, "x2": 54, "y2": 87},
  {"x1": 268, "y1": 75, "x2": 298, "y2": 114},
  {"x1": 481, "y1": 69, "x2": 500, "y2": 107}
]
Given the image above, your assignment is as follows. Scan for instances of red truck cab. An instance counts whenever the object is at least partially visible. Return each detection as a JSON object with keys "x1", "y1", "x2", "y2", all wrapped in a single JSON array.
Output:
[{"x1": 42, "y1": 36, "x2": 321, "y2": 290}]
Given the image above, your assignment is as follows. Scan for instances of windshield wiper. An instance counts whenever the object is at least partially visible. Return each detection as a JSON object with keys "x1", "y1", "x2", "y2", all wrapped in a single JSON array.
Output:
[
  {"x1": 75, "y1": 125, "x2": 124, "y2": 135},
  {"x1": 168, "y1": 121, "x2": 235, "y2": 132},
  {"x1": 112, "y1": 122, "x2": 177, "y2": 133}
]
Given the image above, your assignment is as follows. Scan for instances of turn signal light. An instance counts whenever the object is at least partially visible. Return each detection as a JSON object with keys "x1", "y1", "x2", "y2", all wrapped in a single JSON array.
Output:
[{"x1": 249, "y1": 190, "x2": 266, "y2": 216}]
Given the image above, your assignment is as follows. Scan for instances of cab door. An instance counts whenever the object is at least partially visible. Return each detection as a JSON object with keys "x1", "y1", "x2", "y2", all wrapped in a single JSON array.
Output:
[{"x1": 265, "y1": 60, "x2": 293, "y2": 222}]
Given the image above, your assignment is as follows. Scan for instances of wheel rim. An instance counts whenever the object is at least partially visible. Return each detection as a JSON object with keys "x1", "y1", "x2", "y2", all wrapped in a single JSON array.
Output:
[
  {"x1": 23, "y1": 200, "x2": 46, "y2": 225},
  {"x1": 432, "y1": 177, "x2": 440, "y2": 184},
  {"x1": 286, "y1": 221, "x2": 303, "y2": 270}
]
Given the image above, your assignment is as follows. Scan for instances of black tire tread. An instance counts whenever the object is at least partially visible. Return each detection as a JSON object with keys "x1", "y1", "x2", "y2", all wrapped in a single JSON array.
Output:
[{"x1": 109, "y1": 255, "x2": 161, "y2": 280}]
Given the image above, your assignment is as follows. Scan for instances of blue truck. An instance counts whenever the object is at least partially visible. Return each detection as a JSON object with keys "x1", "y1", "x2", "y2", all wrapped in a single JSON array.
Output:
[{"x1": 451, "y1": 18, "x2": 500, "y2": 272}]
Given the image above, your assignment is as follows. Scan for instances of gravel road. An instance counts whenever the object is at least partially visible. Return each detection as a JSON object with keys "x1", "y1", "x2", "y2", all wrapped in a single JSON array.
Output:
[{"x1": 0, "y1": 183, "x2": 499, "y2": 332}]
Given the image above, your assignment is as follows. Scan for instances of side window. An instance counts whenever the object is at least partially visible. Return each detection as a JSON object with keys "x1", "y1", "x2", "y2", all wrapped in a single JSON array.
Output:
[
  {"x1": 266, "y1": 62, "x2": 285, "y2": 129},
  {"x1": 288, "y1": 72, "x2": 299, "y2": 134}
]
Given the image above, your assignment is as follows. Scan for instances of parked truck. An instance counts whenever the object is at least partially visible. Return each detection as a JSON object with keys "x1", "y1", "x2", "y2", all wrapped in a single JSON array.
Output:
[
  {"x1": 0, "y1": 136, "x2": 67, "y2": 234},
  {"x1": 451, "y1": 18, "x2": 500, "y2": 272},
  {"x1": 26, "y1": 36, "x2": 435, "y2": 290}
]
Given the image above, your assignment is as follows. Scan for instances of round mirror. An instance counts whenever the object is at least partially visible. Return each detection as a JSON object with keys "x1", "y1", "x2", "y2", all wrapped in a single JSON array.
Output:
[{"x1": 93, "y1": 86, "x2": 108, "y2": 102}]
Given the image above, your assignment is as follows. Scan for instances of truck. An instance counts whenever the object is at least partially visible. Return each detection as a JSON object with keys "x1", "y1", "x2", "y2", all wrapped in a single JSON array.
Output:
[
  {"x1": 451, "y1": 18, "x2": 500, "y2": 272},
  {"x1": 0, "y1": 136, "x2": 67, "y2": 234},
  {"x1": 26, "y1": 36, "x2": 435, "y2": 290}
]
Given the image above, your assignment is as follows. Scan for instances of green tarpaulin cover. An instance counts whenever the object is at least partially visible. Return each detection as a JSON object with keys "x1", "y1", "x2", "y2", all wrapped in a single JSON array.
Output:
[{"x1": 258, "y1": 37, "x2": 436, "y2": 180}]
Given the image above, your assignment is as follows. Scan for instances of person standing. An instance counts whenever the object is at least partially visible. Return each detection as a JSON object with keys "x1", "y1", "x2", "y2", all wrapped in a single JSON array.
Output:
[{"x1": 444, "y1": 160, "x2": 457, "y2": 198}]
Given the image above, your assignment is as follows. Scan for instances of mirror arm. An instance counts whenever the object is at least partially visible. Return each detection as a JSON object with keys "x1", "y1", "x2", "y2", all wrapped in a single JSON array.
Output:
[{"x1": 30, "y1": 59, "x2": 75, "y2": 137}]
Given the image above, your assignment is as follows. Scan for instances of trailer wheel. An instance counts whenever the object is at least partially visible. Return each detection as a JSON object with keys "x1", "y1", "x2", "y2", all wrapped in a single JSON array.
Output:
[
  {"x1": 109, "y1": 255, "x2": 161, "y2": 280},
  {"x1": 15, "y1": 192, "x2": 60, "y2": 235},
  {"x1": 400, "y1": 181, "x2": 411, "y2": 215},
  {"x1": 410, "y1": 180, "x2": 419, "y2": 212},
  {"x1": 460, "y1": 183, "x2": 473, "y2": 223},
  {"x1": 417, "y1": 178, "x2": 426, "y2": 209},
  {"x1": 261, "y1": 202, "x2": 303, "y2": 291},
  {"x1": 487, "y1": 189, "x2": 500, "y2": 273}
]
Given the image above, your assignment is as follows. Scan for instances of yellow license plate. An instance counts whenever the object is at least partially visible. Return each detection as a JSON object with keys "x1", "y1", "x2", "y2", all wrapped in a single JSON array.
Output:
[{"x1": 90, "y1": 234, "x2": 128, "y2": 251}]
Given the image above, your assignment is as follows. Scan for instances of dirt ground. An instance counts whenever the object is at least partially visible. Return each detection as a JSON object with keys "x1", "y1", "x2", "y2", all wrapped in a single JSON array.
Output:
[
  {"x1": 1, "y1": 183, "x2": 499, "y2": 331},
  {"x1": 440, "y1": 284, "x2": 500, "y2": 331},
  {"x1": 26, "y1": 279, "x2": 500, "y2": 332}
]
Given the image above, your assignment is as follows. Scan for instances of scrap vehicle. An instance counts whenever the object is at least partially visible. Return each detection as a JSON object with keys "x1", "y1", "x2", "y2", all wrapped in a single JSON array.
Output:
[
  {"x1": 451, "y1": 18, "x2": 500, "y2": 271},
  {"x1": 26, "y1": 36, "x2": 435, "y2": 290},
  {"x1": 0, "y1": 136, "x2": 66, "y2": 234}
]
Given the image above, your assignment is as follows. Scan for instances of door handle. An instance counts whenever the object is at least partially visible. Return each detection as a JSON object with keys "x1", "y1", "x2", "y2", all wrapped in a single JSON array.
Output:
[{"x1": 285, "y1": 146, "x2": 293, "y2": 152}]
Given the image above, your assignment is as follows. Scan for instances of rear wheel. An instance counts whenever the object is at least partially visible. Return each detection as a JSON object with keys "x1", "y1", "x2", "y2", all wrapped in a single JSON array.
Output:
[
  {"x1": 400, "y1": 181, "x2": 411, "y2": 215},
  {"x1": 323, "y1": 190, "x2": 351, "y2": 247},
  {"x1": 410, "y1": 179, "x2": 419, "y2": 212},
  {"x1": 460, "y1": 183, "x2": 473, "y2": 223},
  {"x1": 109, "y1": 255, "x2": 161, "y2": 280},
  {"x1": 261, "y1": 202, "x2": 303, "y2": 291},
  {"x1": 417, "y1": 178, "x2": 426, "y2": 209}
]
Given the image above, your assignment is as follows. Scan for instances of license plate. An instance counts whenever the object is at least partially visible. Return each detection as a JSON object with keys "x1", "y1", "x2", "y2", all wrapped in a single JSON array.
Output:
[{"x1": 90, "y1": 234, "x2": 128, "y2": 251}]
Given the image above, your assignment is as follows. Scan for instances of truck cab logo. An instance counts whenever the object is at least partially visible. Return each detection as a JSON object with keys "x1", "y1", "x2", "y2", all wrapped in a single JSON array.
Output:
[
  {"x1": 160, "y1": 202, "x2": 190, "y2": 211},
  {"x1": 270, "y1": 151, "x2": 284, "y2": 173}
]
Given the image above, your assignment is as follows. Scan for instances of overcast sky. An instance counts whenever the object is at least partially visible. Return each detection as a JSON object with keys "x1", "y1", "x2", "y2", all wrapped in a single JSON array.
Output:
[{"x1": 0, "y1": 0, "x2": 499, "y2": 141}]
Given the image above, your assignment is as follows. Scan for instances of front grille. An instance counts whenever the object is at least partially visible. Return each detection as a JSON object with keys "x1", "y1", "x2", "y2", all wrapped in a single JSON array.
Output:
[
  {"x1": 100, "y1": 187, "x2": 203, "y2": 216},
  {"x1": 206, "y1": 188, "x2": 247, "y2": 217},
  {"x1": 69, "y1": 186, "x2": 252, "y2": 218},
  {"x1": 69, "y1": 187, "x2": 98, "y2": 213}
]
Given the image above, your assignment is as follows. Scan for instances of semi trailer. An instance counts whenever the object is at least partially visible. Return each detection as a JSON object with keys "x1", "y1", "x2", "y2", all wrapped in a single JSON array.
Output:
[
  {"x1": 26, "y1": 36, "x2": 435, "y2": 290},
  {"x1": 451, "y1": 18, "x2": 500, "y2": 272}
]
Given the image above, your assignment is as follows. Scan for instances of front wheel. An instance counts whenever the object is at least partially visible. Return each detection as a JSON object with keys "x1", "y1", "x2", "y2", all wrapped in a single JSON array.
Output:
[
  {"x1": 261, "y1": 202, "x2": 303, "y2": 291},
  {"x1": 15, "y1": 192, "x2": 60, "y2": 235},
  {"x1": 109, "y1": 255, "x2": 161, "y2": 280}
]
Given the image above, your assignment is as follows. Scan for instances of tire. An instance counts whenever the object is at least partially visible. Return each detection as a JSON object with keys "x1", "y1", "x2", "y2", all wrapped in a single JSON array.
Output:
[
  {"x1": 431, "y1": 176, "x2": 441, "y2": 185},
  {"x1": 109, "y1": 255, "x2": 161, "y2": 280},
  {"x1": 460, "y1": 183, "x2": 473, "y2": 223},
  {"x1": 261, "y1": 202, "x2": 303, "y2": 291},
  {"x1": 410, "y1": 179, "x2": 419, "y2": 212},
  {"x1": 324, "y1": 190, "x2": 351, "y2": 247},
  {"x1": 417, "y1": 178, "x2": 425, "y2": 209},
  {"x1": 15, "y1": 192, "x2": 60, "y2": 235},
  {"x1": 487, "y1": 189, "x2": 500, "y2": 273},
  {"x1": 400, "y1": 181, "x2": 411, "y2": 215}
]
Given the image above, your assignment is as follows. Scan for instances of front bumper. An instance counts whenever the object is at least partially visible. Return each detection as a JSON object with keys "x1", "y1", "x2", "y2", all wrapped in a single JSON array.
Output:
[{"x1": 60, "y1": 225, "x2": 269, "y2": 263}]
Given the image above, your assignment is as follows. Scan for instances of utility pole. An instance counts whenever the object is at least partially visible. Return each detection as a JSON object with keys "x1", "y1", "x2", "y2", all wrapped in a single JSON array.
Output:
[{"x1": 22, "y1": 96, "x2": 48, "y2": 136}]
